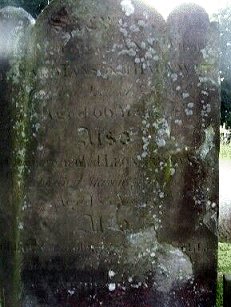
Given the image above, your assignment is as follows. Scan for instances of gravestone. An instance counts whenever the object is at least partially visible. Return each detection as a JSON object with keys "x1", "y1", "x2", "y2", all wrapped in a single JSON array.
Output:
[
  {"x1": 6, "y1": 1, "x2": 219, "y2": 306},
  {"x1": 0, "y1": 7, "x2": 34, "y2": 306},
  {"x1": 164, "y1": 3, "x2": 220, "y2": 294}
]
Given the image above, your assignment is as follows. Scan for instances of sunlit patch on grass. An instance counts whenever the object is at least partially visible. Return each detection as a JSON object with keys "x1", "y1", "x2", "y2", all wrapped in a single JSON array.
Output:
[{"x1": 220, "y1": 144, "x2": 231, "y2": 160}]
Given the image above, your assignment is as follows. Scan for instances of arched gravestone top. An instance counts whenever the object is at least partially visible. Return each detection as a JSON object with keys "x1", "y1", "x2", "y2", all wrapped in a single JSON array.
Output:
[
  {"x1": 0, "y1": 6, "x2": 34, "y2": 59},
  {"x1": 167, "y1": 4, "x2": 211, "y2": 69},
  {"x1": 168, "y1": 3, "x2": 210, "y2": 32},
  {"x1": 0, "y1": 5, "x2": 34, "y2": 173},
  {"x1": 6, "y1": 1, "x2": 219, "y2": 306}
]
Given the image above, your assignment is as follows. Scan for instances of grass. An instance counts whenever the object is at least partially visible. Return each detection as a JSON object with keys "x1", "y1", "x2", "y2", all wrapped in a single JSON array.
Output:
[
  {"x1": 217, "y1": 242, "x2": 231, "y2": 306},
  {"x1": 220, "y1": 144, "x2": 231, "y2": 160},
  {"x1": 217, "y1": 142, "x2": 231, "y2": 305}
]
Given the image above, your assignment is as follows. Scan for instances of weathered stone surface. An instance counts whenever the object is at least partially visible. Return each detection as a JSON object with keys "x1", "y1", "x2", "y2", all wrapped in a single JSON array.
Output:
[
  {"x1": 7, "y1": 1, "x2": 219, "y2": 306},
  {"x1": 163, "y1": 5, "x2": 220, "y2": 303},
  {"x1": 0, "y1": 6, "x2": 34, "y2": 306}
]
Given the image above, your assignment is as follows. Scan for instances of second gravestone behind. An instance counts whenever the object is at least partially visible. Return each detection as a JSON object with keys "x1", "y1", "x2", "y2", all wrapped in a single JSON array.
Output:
[{"x1": 10, "y1": 0, "x2": 219, "y2": 306}]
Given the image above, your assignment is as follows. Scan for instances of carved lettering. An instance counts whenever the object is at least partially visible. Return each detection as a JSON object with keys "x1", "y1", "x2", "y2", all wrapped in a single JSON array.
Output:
[
  {"x1": 47, "y1": 105, "x2": 131, "y2": 120},
  {"x1": 59, "y1": 62, "x2": 142, "y2": 78},
  {"x1": 89, "y1": 177, "x2": 127, "y2": 188},
  {"x1": 76, "y1": 128, "x2": 133, "y2": 147}
]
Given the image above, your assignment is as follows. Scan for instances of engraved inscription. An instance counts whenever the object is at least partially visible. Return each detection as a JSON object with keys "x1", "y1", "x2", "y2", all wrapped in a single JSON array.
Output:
[
  {"x1": 48, "y1": 104, "x2": 132, "y2": 120},
  {"x1": 36, "y1": 155, "x2": 139, "y2": 168},
  {"x1": 76, "y1": 128, "x2": 132, "y2": 146}
]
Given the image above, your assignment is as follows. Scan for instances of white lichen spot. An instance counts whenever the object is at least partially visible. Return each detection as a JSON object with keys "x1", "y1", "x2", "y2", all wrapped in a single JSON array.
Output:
[
  {"x1": 125, "y1": 38, "x2": 136, "y2": 49},
  {"x1": 182, "y1": 92, "x2": 190, "y2": 99},
  {"x1": 135, "y1": 57, "x2": 141, "y2": 64},
  {"x1": 201, "y1": 48, "x2": 214, "y2": 62},
  {"x1": 130, "y1": 24, "x2": 139, "y2": 32},
  {"x1": 120, "y1": 27, "x2": 128, "y2": 37},
  {"x1": 140, "y1": 203, "x2": 147, "y2": 208},
  {"x1": 38, "y1": 67, "x2": 49, "y2": 79},
  {"x1": 157, "y1": 139, "x2": 166, "y2": 147},
  {"x1": 153, "y1": 55, "x2": 159, "y2": 61},
  {"x1": 37, "y1": 90, "x2": 46, "y2": 99},
  {"x1": 211, "y1": 202, "x2": 217, "y2": 209},
  {"x1": 78, "y1": 127, "x2": 86, "y2": 133},
  {"x1": 145, "y1": 51, "x2": 152, "y2": 59},
  {"x1": 34, "y1": 123, "x2": 41, "y2": 132},
  {"x1": 159, "y1": 192, "x2": 165, "y2": 199},
  {"x1": 137, "y1": 155, "x2": 142, "y2": 161},
  {"x1": 201, "y1": 90, "x2": 209, "y2": 96},
  {"x1": 25, "y1": 85, "x2": 31, "y2": 94},
  {"x1": 108, "y1": 283, "x2": 116, "y2": 291},
  {"x1": 119, "y1": 48, "x2": 136, "y2": 57},
  {"x1": 18, "y1": 223, "x2": 23, "y2": 230},
  {"x1": 138, "y1": 20, "x2": 145, "y2": 27},
  {"x1": 155, "y1": 119, "x2": 170, "y2": 147},
  {"x1": 201, "y1": 48, "x2": 209, "y2": 59},
  {"x1": 176, "y1": 86, "x2": 181, "y2": 91},
  {"x1": 61, "y1": 32, "x2": 71, "y2": 45},
  {"x1": 108, "y1": 270, "x2": 116, "y2": 278},
  {"x1": 199, "y1": 76, "x2": 208, "y2": 83},
  {"x1": 170, "y1": 168, "x2": 176, "y2": 176},
  {"x1": 174, "y1": 119, "x2": 182, "y2": 126},
  {"x1": 187, "y1": 102, "x2": 194, "y2": 109},
  {"x1": 141, "y1": 151, "x2": 148, "y2": 158},
  {"x1": 185, "y1": 109, "x2": 193, "y2": 116},
  {"x1": 197, "y1": 126, "x2": 215, "y2": 159},
  {"x1": 121, "y1": 0, "x2": 135, "y2": 16},
  {"x1": 147, "y1": 37, "x2": 155, "y2": 45},
  {"x1": 171, "y1": 73, "x2": 178, "y2": 82},
  {"x1": 116, "y1": 64, "x2": 123, "y2": 71},
  {"x1": 141, "y1": 41, "x2": 146, "y2": 49},
  {"x1": 206, "y1": 104, "x2": 211, "y2": 113}
]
